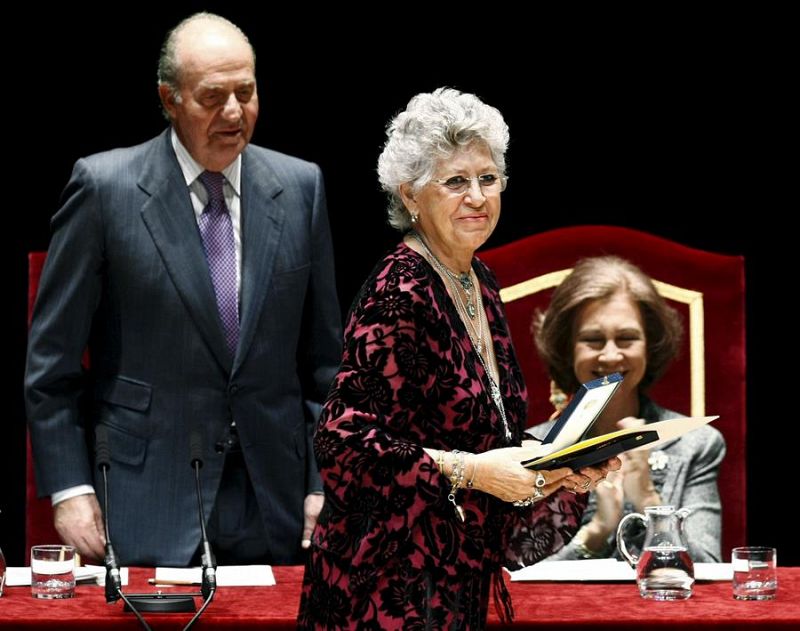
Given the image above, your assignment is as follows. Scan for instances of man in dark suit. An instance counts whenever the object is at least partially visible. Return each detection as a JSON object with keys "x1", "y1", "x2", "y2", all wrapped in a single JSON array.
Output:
[{"x1": 24, "y1": 13, "x2": 341, "y2": 566}]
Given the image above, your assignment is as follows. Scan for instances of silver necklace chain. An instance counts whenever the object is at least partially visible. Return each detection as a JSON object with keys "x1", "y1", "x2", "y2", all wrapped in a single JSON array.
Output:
[
  {"x1": 413, "y1": 232, "x2": 477, "y2": 319},
  {"x1": 410, "y1": 231, "x2": 512, "y2": 441},
  {"x1": 411, "y1": 232, "x2": 484, "y2": 352}
]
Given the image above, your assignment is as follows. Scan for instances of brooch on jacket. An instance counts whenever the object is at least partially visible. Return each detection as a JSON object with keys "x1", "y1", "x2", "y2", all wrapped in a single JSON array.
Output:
[{"x1": 648, "y1": 450, "x2": 669, "y2": 471}]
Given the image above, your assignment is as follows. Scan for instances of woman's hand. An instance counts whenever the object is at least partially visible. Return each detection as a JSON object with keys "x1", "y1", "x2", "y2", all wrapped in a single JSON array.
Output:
[
  {"x1": 471, "y1": 445, "x2": 572, "y2": 504},
  {"x1": 570, "y1": 458, "x2": 625, "y2": 553},
  {"x1": 616, "y1": 417, "x2": 661, "y2": 511},
  {"x1": 561, "y1": 457, "x2": 623, "y2": 494},
  {"x1": 575, "y1": 469, "x2": 625, "y2": 555},
  {"x1": 591, "y1": 469, "x2": 625, "y2": 535}
]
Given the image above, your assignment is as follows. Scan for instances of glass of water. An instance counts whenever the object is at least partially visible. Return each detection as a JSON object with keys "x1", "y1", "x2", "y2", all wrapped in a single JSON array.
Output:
[
  {"x1": 30, "y1": 545, "x2": 76, "y2": 599},
  {"x1": 732, "y1": 546, "x2": 777, "y2": 600}
]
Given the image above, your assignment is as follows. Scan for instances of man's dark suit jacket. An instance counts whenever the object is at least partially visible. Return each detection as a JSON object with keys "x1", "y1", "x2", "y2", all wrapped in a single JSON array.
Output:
[{"x1": 25, "y1": 129, "x2": 342, "y2": 566}]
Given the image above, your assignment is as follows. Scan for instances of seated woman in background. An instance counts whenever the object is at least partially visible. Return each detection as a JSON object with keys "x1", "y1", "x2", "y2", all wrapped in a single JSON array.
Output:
[{"x1": 529, "y1": 256, "x2": 726, "y2": 562}]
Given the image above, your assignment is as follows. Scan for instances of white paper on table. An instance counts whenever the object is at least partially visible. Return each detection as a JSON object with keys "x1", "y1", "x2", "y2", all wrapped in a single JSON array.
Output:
[
  {"x1": 154, "y1": 565, "x2": 276, "y2": 587},
  {"x1": 507, "y1": 560, "x2": 733, "y2": 582},
  {"x1": 4, "y1": 565, "x2": 129, "y2": 587},
  {"x1": 5, "y1": 567, "x2": 34, "y2": 587},
  {"x1": 87, "y1": 565, "x2": 130, "y2": 586},
  {"x1": 695, "y1": 562, "x2": 733, "y2": 580},
  {"x1": 508, "y1": 559, "x2": 634, "y2": 582}
]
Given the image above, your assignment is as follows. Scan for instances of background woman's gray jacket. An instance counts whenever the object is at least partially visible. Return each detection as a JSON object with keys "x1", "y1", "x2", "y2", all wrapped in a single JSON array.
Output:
[{"x1": 529, "y1": 397, "x2": 726, "y2": 562}]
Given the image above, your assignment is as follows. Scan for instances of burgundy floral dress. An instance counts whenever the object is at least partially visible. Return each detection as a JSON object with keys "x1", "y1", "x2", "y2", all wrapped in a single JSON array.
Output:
[{"x1": 297, "y1": 243, "x2": 585, "y2": 630}]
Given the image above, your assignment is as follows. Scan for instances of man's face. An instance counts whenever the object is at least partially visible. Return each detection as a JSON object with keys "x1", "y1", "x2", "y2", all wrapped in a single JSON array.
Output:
[{"x1": 160, "y1": 23, "x2": 258, "y2": 172}]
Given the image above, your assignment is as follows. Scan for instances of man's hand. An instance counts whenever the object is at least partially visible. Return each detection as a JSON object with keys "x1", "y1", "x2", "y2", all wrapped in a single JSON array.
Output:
[
  {"x1": 53, "y1": 494, "x2": 106, "y2": 562},
  {"x1": 301, "y1": 493, "x2": 325, "y2": 549}
]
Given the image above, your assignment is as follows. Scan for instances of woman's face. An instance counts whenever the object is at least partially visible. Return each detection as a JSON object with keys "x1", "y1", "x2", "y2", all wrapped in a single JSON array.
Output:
[
  {"x1": 403, "y1": 143, "x2": 502, "y2": 264},
  {"x1": 572, "y1": 292, "x2": 647, "y2": 395}
]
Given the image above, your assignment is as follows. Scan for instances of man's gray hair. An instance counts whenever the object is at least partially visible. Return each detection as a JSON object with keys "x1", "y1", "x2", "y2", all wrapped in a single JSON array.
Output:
[{"x1": 157, "y1": 12, "x2": 255, "y2": 120}]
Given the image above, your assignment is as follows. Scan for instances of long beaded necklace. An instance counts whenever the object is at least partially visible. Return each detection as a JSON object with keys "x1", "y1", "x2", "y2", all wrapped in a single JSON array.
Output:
[{"x1": 410, "y1": 231, "x2": 512, "y2": 441}]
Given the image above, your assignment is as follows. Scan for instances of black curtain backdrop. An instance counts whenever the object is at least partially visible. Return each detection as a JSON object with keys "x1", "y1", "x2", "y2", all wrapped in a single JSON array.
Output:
[{"x1": 3, "y1": 6, "x2": 793, "y2": 565}]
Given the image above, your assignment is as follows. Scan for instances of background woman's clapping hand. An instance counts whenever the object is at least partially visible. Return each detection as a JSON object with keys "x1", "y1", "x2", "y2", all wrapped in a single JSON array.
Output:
[
  {"x1": 584, "y1": 417, "x2": 659, "y2": 545},
  {"x1": 592, "y1": 468, "x2": 625, "y2": 536},
  {"x1": 615, "y1": 417, "x2": 661, "y2": 511}
]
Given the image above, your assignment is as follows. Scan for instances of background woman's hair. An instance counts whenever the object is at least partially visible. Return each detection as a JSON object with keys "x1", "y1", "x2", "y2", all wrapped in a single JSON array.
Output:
[{"x1": 533, "y1": 255, "x2": 683, "y2": 394}]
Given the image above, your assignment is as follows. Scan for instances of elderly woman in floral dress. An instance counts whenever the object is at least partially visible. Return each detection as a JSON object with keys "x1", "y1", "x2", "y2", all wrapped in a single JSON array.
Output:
[{"x1": 297, "y1": 88, "x2": 619, "y2": 630}]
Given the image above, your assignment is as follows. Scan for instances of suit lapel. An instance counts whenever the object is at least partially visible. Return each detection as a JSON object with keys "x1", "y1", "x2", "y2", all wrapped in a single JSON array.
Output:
[
  {"x1": 139, "y1": 130, "x2": 233, "y2": 373},
  {"x1": 234, "y1": 148, "x2": 285, "y2": 374}
]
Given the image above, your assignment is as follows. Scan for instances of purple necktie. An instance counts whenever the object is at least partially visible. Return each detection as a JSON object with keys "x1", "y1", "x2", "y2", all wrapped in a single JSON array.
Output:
[{"x1": 198, "y1": 171, "x2": 239, "y2": 355}]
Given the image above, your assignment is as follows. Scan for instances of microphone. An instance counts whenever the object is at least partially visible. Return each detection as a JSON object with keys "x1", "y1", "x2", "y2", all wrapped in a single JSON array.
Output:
[
  {"x1": 95, "y1": 427, "x2": 183, "y2": 630},
  {"x1": 95, "y1": 426, "x2": 197, "y2": 628},
  {"x1": 95, "y1": 425, "x2": 122, "y2": 604},
  {"x1": 190, "y1": 431, "x2": 217, "y2": 601}
]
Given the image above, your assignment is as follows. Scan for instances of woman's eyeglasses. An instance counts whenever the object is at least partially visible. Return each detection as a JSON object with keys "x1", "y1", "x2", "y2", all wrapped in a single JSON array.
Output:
[{"x1": 432, "y1": 173, "x2": 508, "y2": 195}]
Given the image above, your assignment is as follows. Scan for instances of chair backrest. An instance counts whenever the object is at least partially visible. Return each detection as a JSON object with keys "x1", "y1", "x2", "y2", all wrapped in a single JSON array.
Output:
[
  {"x1": 479, "y1": 225, "x2": 746, "y2": 553},
  {"x1": 27, "y1": 251, "x2": 62, "y2": 550}
]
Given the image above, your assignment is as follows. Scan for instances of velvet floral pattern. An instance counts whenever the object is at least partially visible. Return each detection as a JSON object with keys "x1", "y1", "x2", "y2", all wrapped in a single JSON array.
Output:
[{"x1": 298, "y1": 244, "x2": 586, "y2": 630}]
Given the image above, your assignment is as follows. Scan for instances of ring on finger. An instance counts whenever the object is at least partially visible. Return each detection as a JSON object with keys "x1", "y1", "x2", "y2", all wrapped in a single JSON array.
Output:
[
  {"x1": 534, "y1": 472, "x2": 547, "y2": 488},
  {"x1": 532, "y1": 487, "x2": 545, "y2": 501},
  {"x1": 581, "y1": 479, "x2": 591, "y2": 490},
  {"x1": 513, "y1": 496, "x2": 535, "y2": 507}
]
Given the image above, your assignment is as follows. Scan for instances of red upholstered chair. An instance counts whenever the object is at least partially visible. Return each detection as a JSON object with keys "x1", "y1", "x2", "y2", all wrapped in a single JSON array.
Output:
[
  {"x1": 479, "y1": 225, "x2": 746, "y2": 553},
  {"x1": 26, "y1": 251, "x2": 62, "y2": 550}
]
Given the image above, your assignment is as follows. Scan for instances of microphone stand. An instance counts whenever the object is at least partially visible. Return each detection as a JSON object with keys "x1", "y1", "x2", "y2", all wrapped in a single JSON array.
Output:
[
  {"x1": 195, "y1": 469, "x2": 217, "y2": 601},
  {"x1": 95, "y1": 426, "x2": 121, "y2": 605},
  {"x1": 95, "y1": 425, "x2": 196, "y2": 621},
  {"x1": 182, "y1": 432, "x2": 217, "y2": 631},
  {"x1": 99, "y1": 447, "x2": 158, "y2": 630},
  {"x1": 95, "y1": 426, "x2": 153, "y2": 631}
]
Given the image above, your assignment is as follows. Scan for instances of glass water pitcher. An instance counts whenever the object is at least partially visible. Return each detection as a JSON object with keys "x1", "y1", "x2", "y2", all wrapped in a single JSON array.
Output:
[{"x1": 617, "y1": 505, "x2": 694, "y2": 600}]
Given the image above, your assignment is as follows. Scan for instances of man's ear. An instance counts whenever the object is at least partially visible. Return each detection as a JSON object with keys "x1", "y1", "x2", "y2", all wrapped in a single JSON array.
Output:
[{"x1": 158, "y1": 84, "x2": 177, "y2": 120}]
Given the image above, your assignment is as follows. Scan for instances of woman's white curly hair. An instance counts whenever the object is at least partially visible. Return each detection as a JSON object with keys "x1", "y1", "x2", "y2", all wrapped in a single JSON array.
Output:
[{"x1": 377, "y1": 87, "x2": 509, "y2": 232}]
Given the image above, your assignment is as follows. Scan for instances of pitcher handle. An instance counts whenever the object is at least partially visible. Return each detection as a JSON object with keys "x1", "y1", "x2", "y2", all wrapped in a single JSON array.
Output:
[{"x1": 617, "y1": 512, "x2": 645, "y2": 568}]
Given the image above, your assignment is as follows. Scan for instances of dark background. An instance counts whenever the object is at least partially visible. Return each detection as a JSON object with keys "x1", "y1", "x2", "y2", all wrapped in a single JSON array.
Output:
[{"x1": 3, "y1": 6, "x2": 794, "y2": 565}]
